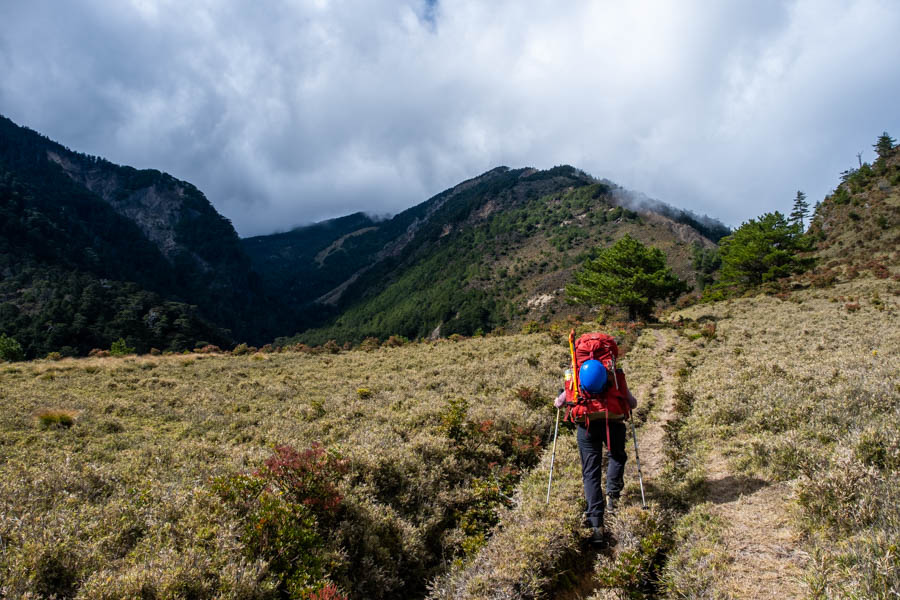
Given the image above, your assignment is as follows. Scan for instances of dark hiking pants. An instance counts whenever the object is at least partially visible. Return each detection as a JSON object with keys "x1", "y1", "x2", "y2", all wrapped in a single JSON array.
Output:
[{"x1": 577, "y1": 420, "x2": 627, "y2": 528}]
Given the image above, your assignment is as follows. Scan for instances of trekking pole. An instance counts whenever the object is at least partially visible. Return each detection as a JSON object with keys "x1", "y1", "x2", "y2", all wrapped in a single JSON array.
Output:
[
  {"x1": 629, "y1": 412, "x2": 648, "y2": 509},
  {"x1": 613, "y1": 356, "x2": 647, "y2": 509},
  {"x1": 545, "y1": 406, "x2": 561, "y2": 504}
]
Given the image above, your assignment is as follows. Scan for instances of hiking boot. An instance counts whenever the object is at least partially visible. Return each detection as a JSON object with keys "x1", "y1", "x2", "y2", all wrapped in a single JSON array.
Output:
[
  {"x1": 590, "y1": 526, "x2": 608, "y2": 548},
  {"x1": 606, "y1": 495, "x2": 619, "y2": 515}
]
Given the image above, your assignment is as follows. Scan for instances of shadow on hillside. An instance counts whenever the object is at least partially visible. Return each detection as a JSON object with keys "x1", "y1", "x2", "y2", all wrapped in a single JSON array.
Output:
[{"x1": 704, "y1": 474, "x2": 769, "y2": 505}]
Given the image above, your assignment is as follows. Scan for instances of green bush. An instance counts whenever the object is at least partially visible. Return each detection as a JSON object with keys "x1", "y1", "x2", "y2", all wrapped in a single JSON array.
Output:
[
  {"x1": 214, "y1": 472, "x2": 326, "y2": 596},
  {"x1": 718, "y1": 212, "x2": 815, "y2": 287},
  {"x1": 109, "y1": 338, "x2": 135, "y2": 356},
  {"x1": 440, "y1": 398, "x2": 469, "y2": 442},
  {"x1": 521, "y1": 321, "x2": 541, "y2": 334},
  {"x1": 211, "y1": 444, "x2": 348, "y2": 596},
  {"x1": 231, "y1": 342, "x2": 251, "y2": 355},
  {"x1": 0, "y1": 333, "x2": 24, "y2": 361}
]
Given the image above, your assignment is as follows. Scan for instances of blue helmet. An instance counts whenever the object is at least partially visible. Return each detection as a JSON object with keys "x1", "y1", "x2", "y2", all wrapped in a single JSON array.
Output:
[{"x1": 579, "y1": 360, "x2": 608, "y2": 393}]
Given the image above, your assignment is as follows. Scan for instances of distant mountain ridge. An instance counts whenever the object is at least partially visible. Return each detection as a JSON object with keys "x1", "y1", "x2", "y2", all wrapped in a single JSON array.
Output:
[
  {"x1": 251, "y1": 166, "x2": 725, "y2": 345},
  {"x1": 0, "y1": 113, "x2": 729, "y2": 356}
]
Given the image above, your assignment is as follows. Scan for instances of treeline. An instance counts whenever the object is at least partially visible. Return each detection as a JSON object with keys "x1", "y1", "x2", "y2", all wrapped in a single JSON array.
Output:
[{"x1": 690, "y1": 131, "x2": 898, "y2": 299}]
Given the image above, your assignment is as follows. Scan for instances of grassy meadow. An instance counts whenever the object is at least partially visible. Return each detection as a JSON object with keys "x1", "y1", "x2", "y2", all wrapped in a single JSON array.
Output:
[
  {"x1": 1, "y1": 275, "x2": 897, "y2": 599},
  {"x1": 665, "y1": 277, "x2": 900, "y2": 598},
  {"x1": 0, "y1": 335, "x2": 569, "y2": 598},
  {"x1": 436, "y1": 276, "x2": 898, "y2": 600}
]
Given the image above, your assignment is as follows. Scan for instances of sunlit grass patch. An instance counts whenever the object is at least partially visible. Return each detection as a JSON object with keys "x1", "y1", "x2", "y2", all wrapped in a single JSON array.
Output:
[
  {"x1": 670, "y1": 277, "x2": 900, "y2": 597},
  {"x1": 0, "y1": 333, "x2": 565, "y2": 598},
  {"x1": 661, "y1": 503, "x2": 730, "y2": 598},
  {"x1": 35, "y1": 408, "x2": 78, "y2": 429}
]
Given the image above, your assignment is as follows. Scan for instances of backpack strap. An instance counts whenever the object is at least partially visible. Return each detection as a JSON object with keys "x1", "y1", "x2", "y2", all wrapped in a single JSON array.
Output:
[{"x1": 605, "y1": 410, "x2": 611, "y2": 457}]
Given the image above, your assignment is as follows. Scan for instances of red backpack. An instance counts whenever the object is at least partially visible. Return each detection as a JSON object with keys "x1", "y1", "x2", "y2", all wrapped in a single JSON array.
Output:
[{"x1": 564, "y1": 331, "x2": 631, "y2": 426}]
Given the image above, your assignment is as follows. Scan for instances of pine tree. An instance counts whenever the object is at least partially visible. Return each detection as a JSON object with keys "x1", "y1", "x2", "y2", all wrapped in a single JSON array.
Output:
[
  {"x1": 789, "y1": 190, "x2": 810, "y2": 230},
  {"x1": 718, "y1": 212, "x2": 815, "y2": 286},
  {"x1": 566, "y1": 234, "x2": 688, "y2": 320},
  {"x1": 874, "y1": 131, "x2": 896, "y2": 160}
]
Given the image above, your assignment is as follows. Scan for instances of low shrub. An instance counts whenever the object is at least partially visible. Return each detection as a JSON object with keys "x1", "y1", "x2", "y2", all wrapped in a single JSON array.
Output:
[
  {"x1": 0, "y1": 333, "x2": 25, "y2": 361},
  {"x1": 810, "y1": 269, "x2": 838, "y2": 288},
  {"x1": 382, "y1": 335, "x2": 409, "y2": 348},
  {"x1": 231, "y1": 343, "x2": 253, "y2": 355},
  {"x1": 359, "y1": 337, "x2": 381, "y2": 351},
  {"x1": 36, "y1": 409, "x2": 77, "y2": 429},
  {"x1": 195, "y1": 344, "x2": 222, "y2": 354},
  {"x1": 109, "y1": 338, "x2": 135, "y2": 356},
  {"x1": 514, "y1": 386, "x2": 545, "y2": 410},
  {"x1": 521, "y1": 321, "x2": 541, "y2": 334},
  {"x1": 453, "y1": 471, "x2": 516, "y2": 558},
  {"x1": 306, "y1": 583, "x2": 348, "y2": 600},
  {"x1": 212, "y1": 444, "x2": 348, "y2": 596},
  {"x1": 440, "y1": 397, "x2": 469, "y2": 442}
]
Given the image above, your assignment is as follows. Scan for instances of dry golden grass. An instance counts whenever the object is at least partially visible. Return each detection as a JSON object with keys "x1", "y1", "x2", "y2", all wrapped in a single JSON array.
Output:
[
  {"x1": 0, "y1": 335, "x2": 566, "y2": 599},
  {"x1": 448, "y1": 276, "x2": 898, "y2": 600},
  {"x1": 2, "y1": 275, "x2": 896, "y2": 599},
  {"x1": 665, "y1": 277, "x2": 900, "y2": 598}
]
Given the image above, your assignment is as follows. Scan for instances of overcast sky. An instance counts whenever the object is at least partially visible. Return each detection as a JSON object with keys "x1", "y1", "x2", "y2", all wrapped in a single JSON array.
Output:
[{"x1": 2, "y1": 1, "x2": 898, "y2": 236}]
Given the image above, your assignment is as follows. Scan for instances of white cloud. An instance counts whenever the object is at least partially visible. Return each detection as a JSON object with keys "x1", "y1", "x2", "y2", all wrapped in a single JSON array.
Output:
[{"x1": 1, "y1": 0, "x2": 898, "y2": 235}]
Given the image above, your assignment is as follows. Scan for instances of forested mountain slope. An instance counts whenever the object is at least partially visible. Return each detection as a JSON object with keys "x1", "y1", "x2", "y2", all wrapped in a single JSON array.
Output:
[
  {"x1": 804, "y1": 140, "x2": 900, "y2": 281},
  {"x1": 271, "y1": 167, "x2": 723, "y2": 345},
  {"x1": 0, "y1": 115, "x2": 283, "y2": 356}
]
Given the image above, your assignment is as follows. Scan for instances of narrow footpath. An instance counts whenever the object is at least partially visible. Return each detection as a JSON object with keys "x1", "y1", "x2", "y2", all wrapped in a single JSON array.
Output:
[
  {"x1": 703, "y1": 450, "x2": 808, "y2": 597},
  {"x1": 554, "y1": 328, "x2": 807, "y2": 599},
  {"x1": 554, "y1": 329, "x2": 680, "y2": 600}
]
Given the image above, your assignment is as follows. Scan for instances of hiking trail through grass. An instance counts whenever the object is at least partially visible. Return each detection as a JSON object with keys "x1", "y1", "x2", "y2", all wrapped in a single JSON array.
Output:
[
  {"x1": 701, "y1": 428, "x2": 807, "y2": 597},
  {"x1": 555, "y1": 326, "x2": 809, "y2": 599},
  {"x1": 553, "y1": 328, "x2": 680, "y2": 600}
]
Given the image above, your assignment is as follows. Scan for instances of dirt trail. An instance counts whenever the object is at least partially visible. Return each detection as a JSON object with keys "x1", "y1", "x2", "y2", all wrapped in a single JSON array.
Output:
[
  {"x1": 703, "y1": 453, "x2": 808, "y2": 598},
  {"x1": 554, "y1": 329, "x2": 679, "y2": 600},
  {"x1": 555, "y1": 328, "x2": 808, "y2": 599},
  {"x1": 629, "y1": 329, "x2": 678, "y2": 483}
]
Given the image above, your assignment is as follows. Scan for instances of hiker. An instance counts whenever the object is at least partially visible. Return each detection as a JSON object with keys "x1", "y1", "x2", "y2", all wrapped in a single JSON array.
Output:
[{"x1": 555, "y1": 332, "x2": 638, "y2": 545}]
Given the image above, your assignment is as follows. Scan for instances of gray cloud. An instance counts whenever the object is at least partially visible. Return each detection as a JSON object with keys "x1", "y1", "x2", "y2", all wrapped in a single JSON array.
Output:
[{"x1": 1, "y1": 0, "x2": 898, "y2": 236}]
